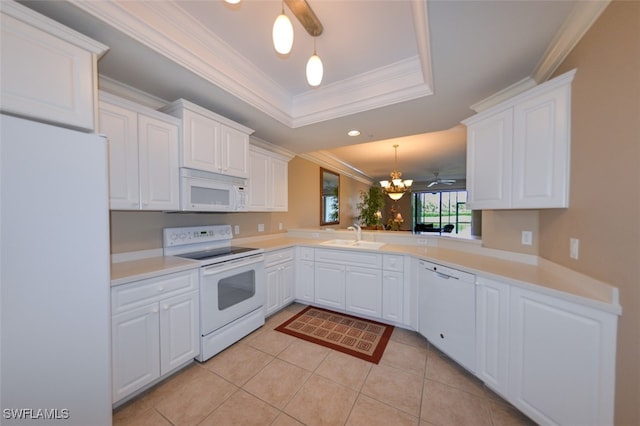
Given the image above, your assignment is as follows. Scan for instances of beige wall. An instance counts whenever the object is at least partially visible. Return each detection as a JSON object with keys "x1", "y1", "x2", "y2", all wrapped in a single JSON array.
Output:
[
  {"x1": 110, "y1": 156, "x2": 370, "y2": 253},
  {"x1": 480, "y1": 2, "x2": 639, "y2": 423},
  {"x1": 481, "y1": 210, "x2": 540, "y2": 255},
  {"x1": 540, "y1": 2, "x2": 639, "y2": 424}
]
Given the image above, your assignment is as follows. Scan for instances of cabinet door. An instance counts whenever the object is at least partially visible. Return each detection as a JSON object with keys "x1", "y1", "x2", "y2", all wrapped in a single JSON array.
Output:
[
  {"x1": 475, "y1": 277, "x2": 510, "y2": 397},
  {"x1": 159, "y1": 291, "x2": 199, "y2": 375},
  {"x1": 182, "y1": 109, "x2": 221, "y2": 173},
  {"x1": 271, "y1": 157, "x2": 288, "y2": 211},
  {"x1": 111, "y1": 303, "x2": 160, "y2": 403},
  {"x1": 314, "y1": 262, "x2": 345, "y2": 310},
  {"x1": 382, "y1": 270, "x2": 404, "y2": 322},
  {"x1": 280, "y1": 262, "x2": 295, "y2": 306},
  {"x1": 346, "y1": 266, "x2": 382, "y2": 318},
  {"x1": 265, "y1": 266, "x2": 280, "y2": 316},
  {"x1": 138, "y1": 114, "x2": 179, "y2": 210},
  {"x1": 220, "y1": 125, "x2": 249, "y2": 178},
  {"x1": 465, "y1": 109, "x2": 513, "y2": 209},
  {"x1": 0, "y1": 13, "x2": 96, "y2": 130},
  {"x1": 98, "y1": 101, "x2": 140, "y2": 210},
  {"x1": 509, "y1": 287, "x2": 617, "y2": 426},
  {"x1": 512, "y1": 85, "x2": 570, "y2": 208},
  {"x1": 248, "y1": 149, "x2": 270, "y2": 211},
  {"x1": 295, "y1": 260, "x2": 315, "y2": 303}
]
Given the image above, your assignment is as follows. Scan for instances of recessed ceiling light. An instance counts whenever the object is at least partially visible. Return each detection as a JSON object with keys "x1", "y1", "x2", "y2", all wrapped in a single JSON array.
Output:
[{"x1": 347, "y1": 129, "x2": 361, "y2": 137}]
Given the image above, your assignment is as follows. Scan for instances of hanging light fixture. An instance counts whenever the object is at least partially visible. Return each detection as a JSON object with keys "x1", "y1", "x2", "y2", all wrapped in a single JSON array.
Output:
[
  {"x1": 306, "y1": 37, "x2": 323, "y2": 86},
  {"x1": 380, "y1": 145, "x2": 413, "y2": 200},
  {"x1": 273, "y1": 2, "x2": 294, "y2": 55}
]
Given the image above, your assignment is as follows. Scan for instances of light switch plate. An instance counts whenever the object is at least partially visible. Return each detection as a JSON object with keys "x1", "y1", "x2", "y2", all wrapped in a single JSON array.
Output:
[
  {"x1": 521, "y1": 231, "x2": 533, "y2": 246},
  {"x1": 258, "y1": 223, "x2": 265, "y2": 232},
  {"x1": 570, "y1": 238, "x2": 579, "y2": 259}
]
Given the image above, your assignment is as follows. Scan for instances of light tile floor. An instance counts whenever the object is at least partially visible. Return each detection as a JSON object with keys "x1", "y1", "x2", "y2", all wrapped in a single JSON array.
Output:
[{"x1": 113, "y1": 303, "x2": 536, "y2": 426}]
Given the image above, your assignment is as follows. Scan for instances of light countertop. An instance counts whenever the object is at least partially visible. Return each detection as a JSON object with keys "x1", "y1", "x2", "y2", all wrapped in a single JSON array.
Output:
[{"x1": 110, "y1": 235, "x2": 620, "y2": 315}]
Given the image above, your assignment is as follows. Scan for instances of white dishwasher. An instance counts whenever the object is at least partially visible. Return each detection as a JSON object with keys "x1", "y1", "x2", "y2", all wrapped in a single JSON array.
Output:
[{"x1": 418, "y1": 260, "x2": 476, "y2": 373}]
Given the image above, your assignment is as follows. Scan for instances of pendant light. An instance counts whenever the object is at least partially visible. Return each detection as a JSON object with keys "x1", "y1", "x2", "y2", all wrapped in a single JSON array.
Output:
[
  {"x1": 273, "y1": 2, "x2": 294, "y2": 55},
  {"x1": 380, "y1": 145, "x2": 413, "y2": 200},
  {"x1": 306, "y1": 37, "x2": 323, "y2": 86}
]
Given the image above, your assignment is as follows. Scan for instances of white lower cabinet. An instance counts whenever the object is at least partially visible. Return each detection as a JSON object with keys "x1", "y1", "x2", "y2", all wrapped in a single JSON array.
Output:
[
  {"x1": 111, "y1": 303, "x2": 160, "y2": 403},
  {"x1": 382, "y1": 270, "x2": 404, "y2": 322},
  {"x1": 314, "y1": 262, "x2": 346, "y2": 310},
  {"x1": 475, "y1": 276, "x2": 510, "y2": 398},
  {"x1": 382, "y1": 254, "x2": 405, "y2": 323},
  {"x1": 264, "y1": 248, "x2": 295, "y2": 316},
  {"x1": 111, "y1": 269, "x2": 199, "y2": 404},
  {"x1": 295, "y1": 247, "x2": 315, "y2": 303},
  {"x1": 345, "y1": 267, "x2": 382, "y2": 318},
  {"x1": 508, "y1": 286, "x2": 617, "y2": 426}
]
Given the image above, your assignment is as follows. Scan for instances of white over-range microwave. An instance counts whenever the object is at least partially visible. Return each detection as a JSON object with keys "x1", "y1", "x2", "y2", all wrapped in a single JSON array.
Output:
[{"x1": 180, "y1": 168, "x2": 248, "y2": 212}]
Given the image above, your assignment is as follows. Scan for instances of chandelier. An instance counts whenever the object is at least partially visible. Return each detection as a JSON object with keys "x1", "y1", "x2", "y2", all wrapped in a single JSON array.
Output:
[{"x1": 379, "y1": 145, "x2": 413, "y2": 201}]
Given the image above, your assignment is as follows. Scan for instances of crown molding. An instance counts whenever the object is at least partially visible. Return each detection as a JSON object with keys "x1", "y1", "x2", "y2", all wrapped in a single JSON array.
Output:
[
  {"x1": 469, "y1": 0, "x2": 609, "y2": 114},
  {"x1": 411, "y1": 0, "x2": 434, "y2": 90},
  {"x1": 98, "y1": 75, "x2": 169, "y2": 110},
  {"x1": 292, "y1": 56, "x2": 432, "y2": 127},
  {"x1": 298, "y1": 151, "x2": 373, "y2": 186},
  {"x1": 249, "y1": 136, "x2": 296, "y2": 161},
  {"x1": 69, "y1": 0, "x2": 433, "y2": 129},
  {"x1": 532, "y1": 0, "x2": 611, "y2": 83},
  {"x1": 469, "y1": 76, "x2": 537, "y2": 113},
  {"x1": 1, "y1": 0, "x2": 108, "y2": 56}
]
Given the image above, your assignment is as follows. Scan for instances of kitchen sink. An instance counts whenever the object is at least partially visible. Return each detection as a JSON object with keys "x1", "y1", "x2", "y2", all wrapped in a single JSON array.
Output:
[{"x1": 319, "y1": 239, "x2": 386, "y2": 249}]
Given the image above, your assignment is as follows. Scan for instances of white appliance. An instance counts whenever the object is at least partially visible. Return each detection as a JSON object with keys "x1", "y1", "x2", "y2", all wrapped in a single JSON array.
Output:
[
  {"x1": 0, "y1": 114, "x2": 112, "y2": 425},
  {"x1": 419, "y1": 260, "x2": 476, "y2": 373},
  {"x1": 180, "y1": 168, "x2": 248, "y2": 212},
  {"x1": 163, "y1": 225, "x2": 264, "y2": 362}
]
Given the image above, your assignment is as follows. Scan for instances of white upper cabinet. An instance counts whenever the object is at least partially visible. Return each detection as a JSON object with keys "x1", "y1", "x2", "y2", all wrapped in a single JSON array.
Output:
[
  {"x1": 99, "y1": 92, "x2": 179, "y2": 211},
  {"x1": 0, "y1": 1, "x2": 108, "y2": 131},
  {"x1": 465, "y1": 109, "x2": 513, "y2": 209},
  {"x1": 248, "y1": 145, "x2": 290, "y2": 211},
  {"x1": 463, "y1": 69, "x2": 575, "y2": 209},
  {"x1": 161, "y1": 99, "x2": 253, "y2": 178}
]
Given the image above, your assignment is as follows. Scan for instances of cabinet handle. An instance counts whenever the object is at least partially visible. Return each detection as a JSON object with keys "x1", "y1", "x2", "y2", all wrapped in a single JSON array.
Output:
[
  {"x1": 152, "y1": 307, "x2": 159, "y2": 313},
  {"x1": 157, "y1": 286, "x2": 164, "y2": 292},
  {"x1": 163, "y1": 305, "x2": 169, "y2": 310}
]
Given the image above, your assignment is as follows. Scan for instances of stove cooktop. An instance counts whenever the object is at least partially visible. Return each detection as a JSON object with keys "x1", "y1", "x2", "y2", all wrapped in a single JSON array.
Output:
[{"x1": 176, "y1": 246, "x2": 258, "y2": 261}]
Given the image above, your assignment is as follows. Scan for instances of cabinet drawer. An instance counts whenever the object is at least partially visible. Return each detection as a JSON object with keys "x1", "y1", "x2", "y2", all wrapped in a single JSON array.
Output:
[
  {"x1": 315, "y1": 248, "x2": 382, "y2": 268},
  {"x1": 112, "y1": 270, "x2": 198, "y2": 314},
  {"x1": 297, "y1": 246, "x2": 314, "y2": 261},
  {"x1": 264, "y1": 248, "x2": 294, "y2": 267},
  {"x1": 383, "y1": 254, "x2": 404, "y2": 272}
]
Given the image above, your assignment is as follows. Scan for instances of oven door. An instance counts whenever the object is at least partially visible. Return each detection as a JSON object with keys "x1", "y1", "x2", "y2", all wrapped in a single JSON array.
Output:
[{"x1": 200, "y1": 254, "x2": 264, "y2": 335}]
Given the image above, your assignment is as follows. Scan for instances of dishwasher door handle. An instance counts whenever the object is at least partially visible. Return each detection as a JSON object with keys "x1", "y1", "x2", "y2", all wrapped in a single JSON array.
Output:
[{"x1": 434, "y1": 271, "x2": 458, "y2": 280}]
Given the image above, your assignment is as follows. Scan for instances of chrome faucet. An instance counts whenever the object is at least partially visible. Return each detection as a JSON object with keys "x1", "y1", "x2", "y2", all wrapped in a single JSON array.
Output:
[{"x1": 347, "y1": 223, "x2": 362, "y2": 241}]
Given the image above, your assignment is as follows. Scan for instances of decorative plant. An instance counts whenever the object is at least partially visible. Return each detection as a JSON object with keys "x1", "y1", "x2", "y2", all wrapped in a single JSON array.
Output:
[{"x1": 357, "y1": 186, "x2": 385, "y2": 228}]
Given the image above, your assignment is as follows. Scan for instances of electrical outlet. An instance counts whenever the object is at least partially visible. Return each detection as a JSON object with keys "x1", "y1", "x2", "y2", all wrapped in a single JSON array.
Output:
[
  {"x1": 258, "y1": 223, "x2": 265, "y2": 232},
  {"x1": 278, "y1": 223, "x2": 283, "y2": 231},
  {"x1": 570, "y1": 238, "x2": 579, "y2": 259},
  {"x1": 234, "y1": 225, "x2": 240, "y2": 235},
  {"x1": 521, "y1": 231, "x2": 533, "y2": 246}
]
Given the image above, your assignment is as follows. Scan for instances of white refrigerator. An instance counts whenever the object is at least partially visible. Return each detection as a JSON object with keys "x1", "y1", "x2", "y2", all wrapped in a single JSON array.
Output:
[{"x1": 0, "y1": 114, "x2": 112, "y2": 425}]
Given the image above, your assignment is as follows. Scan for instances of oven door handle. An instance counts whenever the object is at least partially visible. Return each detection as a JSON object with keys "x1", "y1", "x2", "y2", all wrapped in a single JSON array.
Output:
[{"x1": 202, "y1": 255, "x2": 263, "y2": 276}]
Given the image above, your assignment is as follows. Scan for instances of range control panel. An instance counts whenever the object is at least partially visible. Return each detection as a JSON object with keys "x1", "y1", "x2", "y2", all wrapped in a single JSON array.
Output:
[{"x1": 163, "y1": 225, "x2": 233, "y2": 247}]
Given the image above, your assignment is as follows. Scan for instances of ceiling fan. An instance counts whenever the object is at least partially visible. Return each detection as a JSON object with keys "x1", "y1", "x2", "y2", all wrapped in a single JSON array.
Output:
[{"x1": 427, "y1": 172, "x2": 456, "y2": 188}]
